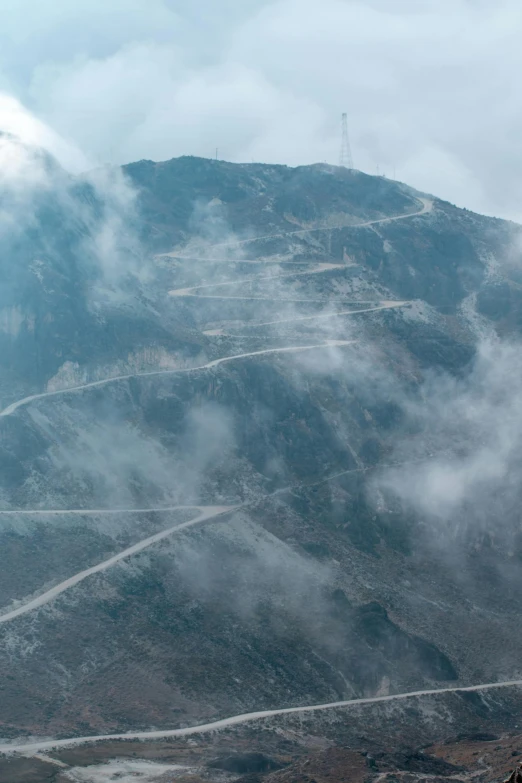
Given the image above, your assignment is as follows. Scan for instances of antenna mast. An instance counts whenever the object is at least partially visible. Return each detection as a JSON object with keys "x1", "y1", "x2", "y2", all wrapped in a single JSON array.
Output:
[{"x1": 339, "y1": 113, "x2": 354, "y2": 169}]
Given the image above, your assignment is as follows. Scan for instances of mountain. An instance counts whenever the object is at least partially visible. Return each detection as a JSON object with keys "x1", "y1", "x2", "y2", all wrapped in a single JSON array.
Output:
[{"x1": 1, "y1": 151, "x2": 522, "y2": 781}]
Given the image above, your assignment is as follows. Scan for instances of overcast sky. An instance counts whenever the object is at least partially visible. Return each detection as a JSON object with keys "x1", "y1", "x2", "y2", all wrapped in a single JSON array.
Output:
[{"x1": 0, "y1": 0, "x2": 521, "y2": 219}]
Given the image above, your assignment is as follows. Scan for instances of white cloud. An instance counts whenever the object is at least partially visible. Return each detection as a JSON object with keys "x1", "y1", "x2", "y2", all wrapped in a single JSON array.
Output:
[
  {"x1": 0, "y1": 94, "x2": 147, "y2": 300},
  {"x1": 378, "y1": 338, "x2": 522, "y2": 540},
  {"x1": 0, "y1": 0, "x2": 521, "y2": 218},
  {"x1": 0, "y1": 93, "x2": 87, "y2": 171}
]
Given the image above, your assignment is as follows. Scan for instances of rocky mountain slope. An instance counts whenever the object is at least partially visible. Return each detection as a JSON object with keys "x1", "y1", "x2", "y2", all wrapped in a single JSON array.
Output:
[{"x1": 2, "y1": 150, "x2": 522, "y2": 780}]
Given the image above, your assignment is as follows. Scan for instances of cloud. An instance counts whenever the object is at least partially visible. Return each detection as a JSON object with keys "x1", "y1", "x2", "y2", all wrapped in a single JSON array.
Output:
[
  {"x1": 377, "y1": 337, "x2": 522, "y2": 545},
  {"x1": 0, "y1": 93, "x2": 148, "y2": 300},
  {"x1": 0, "y1": 93, "x2": 87, "y2": 172},
  {"x1": 0, "y1": 0, "x2": 520, "y2": 218}
]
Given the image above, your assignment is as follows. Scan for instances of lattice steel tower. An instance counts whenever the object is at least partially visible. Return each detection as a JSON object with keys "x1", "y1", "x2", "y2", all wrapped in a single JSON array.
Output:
[{"x1": 339, "y1": 112, "x2": 354, "y2": 169}]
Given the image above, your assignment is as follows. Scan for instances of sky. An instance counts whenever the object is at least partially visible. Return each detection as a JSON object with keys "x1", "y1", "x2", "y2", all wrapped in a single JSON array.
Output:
[{"x1": 0, "y1": 0, "x2": 521, "y2": 219}]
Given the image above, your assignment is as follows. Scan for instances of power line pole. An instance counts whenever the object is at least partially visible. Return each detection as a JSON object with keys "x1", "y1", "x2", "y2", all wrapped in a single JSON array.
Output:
[{"x1": 339, "y1": 113, "x2": 354, "y2": 169}]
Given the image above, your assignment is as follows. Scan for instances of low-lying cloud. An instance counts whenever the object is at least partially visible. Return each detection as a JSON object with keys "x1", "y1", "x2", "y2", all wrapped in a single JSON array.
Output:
[
  {"x1": 0, "y1": 94, "x2": 147, "y2": 301},
  {"x1": 377, "y1": 337, "x2": 522, "y2": 546}
]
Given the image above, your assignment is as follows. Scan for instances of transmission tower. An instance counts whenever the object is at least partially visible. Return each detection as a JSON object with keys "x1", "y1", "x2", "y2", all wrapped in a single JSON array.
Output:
[{"x1": 339, "y1": 113, "x2": 354, "y2": 169}]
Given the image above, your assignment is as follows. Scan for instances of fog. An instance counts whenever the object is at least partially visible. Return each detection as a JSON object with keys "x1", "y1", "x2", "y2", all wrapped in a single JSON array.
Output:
[
  {"x1": 377, "y1": 337, "x2": 522, "y2": 548},
  {"x1": 0, "y1": 99, "x2": 146, "y2": 303},
  {"x1": 2, "y1": 68, "x2": 522, "y2": 746}
]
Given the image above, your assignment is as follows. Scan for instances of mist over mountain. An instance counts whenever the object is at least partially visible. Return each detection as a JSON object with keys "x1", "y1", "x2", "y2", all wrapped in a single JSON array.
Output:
[{"x1": 2, "y1": 129, "x2": 522, "y2": 782}]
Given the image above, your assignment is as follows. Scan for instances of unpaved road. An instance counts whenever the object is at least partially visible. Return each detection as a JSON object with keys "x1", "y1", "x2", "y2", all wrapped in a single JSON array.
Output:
[
  {"x1": 0, "y1": 341, "x2": 356, "y2": 624},
  {"x1": 249, "y1": 301, "x2": 409, "y2": 328},
  {"x1": 182, "y1": 198, "x2": 434, "y2": 251},
  {"x1": 0, "y1": 197, "x2": 439, "y2": 754},
  {"x1": 2, "y1": 678, "x2": 520, "y2": 756},
  {"x1": 0, "y1": 341, "x2": 355, "y2": 418},
  {"x1": 168, "y1": 262, "x2": 344, "y2": 297},
  {"x1": 0, "y1": 505, "x2": 201, "y2": 516},
  {"x1": 168, "y1": 293, "x2": 378, "y2": 303},
  {"x1": 0, "y1": 445, "x2": 425, "y2": 627},
  {"x1": 0, "y1": 506, "x2": 236, "y2": 625}
]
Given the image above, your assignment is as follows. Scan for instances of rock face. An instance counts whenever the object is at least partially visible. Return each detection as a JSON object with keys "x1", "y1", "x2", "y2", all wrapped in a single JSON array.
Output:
[{"x1": 1, "y1": 151, "x2": 522, "y2": 741}]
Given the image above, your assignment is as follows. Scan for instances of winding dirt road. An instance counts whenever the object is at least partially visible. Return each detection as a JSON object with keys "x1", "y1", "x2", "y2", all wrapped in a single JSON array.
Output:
[
  {"x1": 196, "y1": 197, "x2": 434, "y2": 251},
  {"x1": 168, "y1": 263, "x2": 344, "y2": 297},
  {"x1": 0, "y1": 505, "x2": 201, "y2": 516},
  {"x1": 0, "y1": 506, "x2": 236, "y2": 625},
  {"x1": 249, "y1": 301, "x2": 409, "y2": 328},
  {"x1": 0, "y1": 196, "x2": 446, "y2": 758},
  {"x1": 1, "y1": 678, "x2": 520, "y2": 756},
  {"x1": 0, "y1": 341, "x2": 356, "y2": 418},
  {"x1": 0, "y1": 197, "x2": 430, "y2": 420},
  {"x1": 0, "y1": 450, "x2": 435, "y2": 626},
  {"x1": 167, "y1": 293, "x2": 379, "y2": 303}
]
